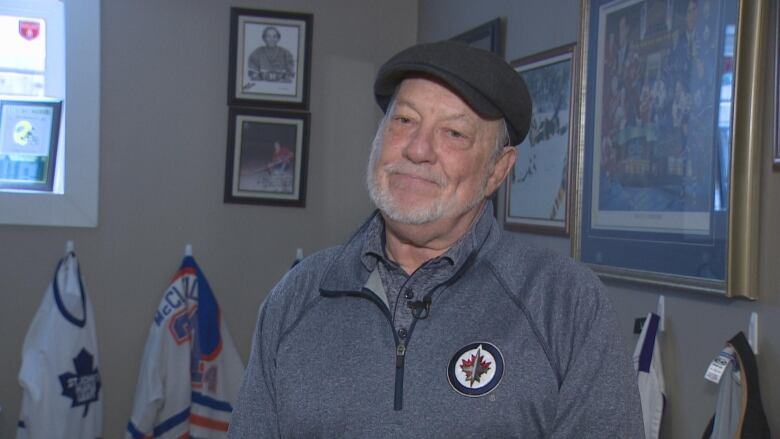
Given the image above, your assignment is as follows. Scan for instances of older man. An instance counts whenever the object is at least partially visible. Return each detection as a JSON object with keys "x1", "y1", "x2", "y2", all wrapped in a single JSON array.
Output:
[{"x1": 229, "y1": 41, "x2": 644, "y2": 438}]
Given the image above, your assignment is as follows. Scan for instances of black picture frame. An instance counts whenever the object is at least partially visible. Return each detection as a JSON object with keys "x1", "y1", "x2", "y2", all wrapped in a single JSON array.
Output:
[
  {"x1": 228, "y1": 8, "x2": 313, "y2": 110},
  {"x1": 224, "y1": 108, "x2": 309, "y2": 207},
  {"x1": 0, "y1": 99, "x2": 62, "y2": 192},
  {"x1": 451, "y1": 18, "x2": 504, "y2": 57}
]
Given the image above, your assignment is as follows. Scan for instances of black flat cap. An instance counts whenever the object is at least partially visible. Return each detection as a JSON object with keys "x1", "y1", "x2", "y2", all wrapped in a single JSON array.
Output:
[{"x1": 374, "y1": 40, "x2": 532, "y2": 145}]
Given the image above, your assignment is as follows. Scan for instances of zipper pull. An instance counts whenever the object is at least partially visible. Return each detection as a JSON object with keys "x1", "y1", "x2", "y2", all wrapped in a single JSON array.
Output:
[{"x1": 396, "y1": 340, "x2": 406, "y2": 368}]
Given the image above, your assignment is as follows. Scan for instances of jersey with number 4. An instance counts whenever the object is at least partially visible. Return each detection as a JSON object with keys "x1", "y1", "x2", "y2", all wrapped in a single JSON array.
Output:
[{"x1": 126, "y1": 256, "x2": 244, "y2": 439}]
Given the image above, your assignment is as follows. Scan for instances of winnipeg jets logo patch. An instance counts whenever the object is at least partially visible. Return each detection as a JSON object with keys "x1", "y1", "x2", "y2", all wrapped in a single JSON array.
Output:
[{"x1": 448, "y1": 342, "x2": 504, "y2": 397}]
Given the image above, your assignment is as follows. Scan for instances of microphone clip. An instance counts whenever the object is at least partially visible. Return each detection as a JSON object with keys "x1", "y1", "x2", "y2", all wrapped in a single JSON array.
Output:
[{"x1": 408, "y1": 297, "x2": 432, "y2": 319}]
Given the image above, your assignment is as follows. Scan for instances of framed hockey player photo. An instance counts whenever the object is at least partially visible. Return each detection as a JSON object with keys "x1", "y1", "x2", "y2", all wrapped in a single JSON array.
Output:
[
  {"x1": 0, "y1": 99, "x2": 62, "y2": 192},
  {"x1": 505, "y1": 43, "x2": 576, "y2": 235},
  {"x1": 224, "y1": 108, "x2": 309, "y2": 207},
  {"x1": 228, "y1": 8, "x2": 313, "y2": 109},
  {"x1": 572, "y1": 0, "x2": 766, "y2": 298}
]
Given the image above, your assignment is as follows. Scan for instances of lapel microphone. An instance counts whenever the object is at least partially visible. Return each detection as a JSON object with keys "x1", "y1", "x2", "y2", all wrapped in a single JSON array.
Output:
[{"x1": 408, "y1": 296, "x2": 432, "y2": 319}]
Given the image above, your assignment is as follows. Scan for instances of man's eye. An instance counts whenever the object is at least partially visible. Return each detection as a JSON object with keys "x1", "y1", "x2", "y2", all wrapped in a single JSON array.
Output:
[
  {"x1": 394, "y1": 116, "x2": 411, "y2": 124},
  {"x1": 447, "y1": 129, "x2": 465, "y2": 139}
]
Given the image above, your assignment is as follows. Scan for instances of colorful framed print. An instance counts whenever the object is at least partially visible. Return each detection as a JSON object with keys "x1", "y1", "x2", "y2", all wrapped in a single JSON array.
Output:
[
  {"x1": 572, "y1": 0, "x2": 767, "y2": 297},
  {"x1": 228, "y1": 8, "x2": 313, "y2": 109},
  {"x1": 224, "y1": 108, "x2": 309, "y2": 207},
  {"x1": 0, "y1": 99, "x2": 62, "y2": 192},
  {"x1": 505, "y1": 43, "x2": 576, "y2": 235}
]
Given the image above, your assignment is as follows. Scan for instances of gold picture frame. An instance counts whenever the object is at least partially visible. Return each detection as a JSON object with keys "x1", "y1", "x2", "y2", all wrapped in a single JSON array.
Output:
[{"x1": 571, "y1": 0, "x2": 768, "y2": 298}]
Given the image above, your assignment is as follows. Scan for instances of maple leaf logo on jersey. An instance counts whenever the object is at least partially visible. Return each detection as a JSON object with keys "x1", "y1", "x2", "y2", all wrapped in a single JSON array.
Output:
[
  {"x1": 460, "y1": 348, "x2": 492, "y2": 386},
  {"x1": 58, "y1": 348, "x2": 101, "y2": 417}
]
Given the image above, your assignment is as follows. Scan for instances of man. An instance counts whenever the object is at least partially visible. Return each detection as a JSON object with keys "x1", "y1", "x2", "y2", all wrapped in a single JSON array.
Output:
[
  {"x1": 266, "y1": 141, "x2": 294, "y2": 174},
  {"x1": 229, "y1": 41, "x2": 644, "y2": 438},
  {"x1": 247, "y1": 26, "x2": 295, "y2": 83}
]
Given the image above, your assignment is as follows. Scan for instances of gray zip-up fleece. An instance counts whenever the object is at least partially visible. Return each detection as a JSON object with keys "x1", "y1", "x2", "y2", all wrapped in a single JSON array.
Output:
[{"x1": 229, "y1": 207, "x2": 644, "y2": 438}]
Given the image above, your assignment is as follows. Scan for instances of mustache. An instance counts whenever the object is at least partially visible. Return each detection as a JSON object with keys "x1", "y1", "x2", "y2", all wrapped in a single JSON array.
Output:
[{"x1": 382, "y1": 162, "x2": 447, "y2": 187}]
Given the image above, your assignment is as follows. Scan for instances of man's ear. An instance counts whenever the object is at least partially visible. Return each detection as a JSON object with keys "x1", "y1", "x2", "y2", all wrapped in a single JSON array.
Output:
[{"x1": 485, "y1": 146, "x2": 517, "y2": 195}]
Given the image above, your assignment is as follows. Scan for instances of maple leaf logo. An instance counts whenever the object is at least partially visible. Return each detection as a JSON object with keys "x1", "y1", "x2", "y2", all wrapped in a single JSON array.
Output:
[
  {"x1": 460, "y1": 347, "x2": 492, "y2": 387},
  {"x1": 58, "y1": 348, "x2": 101, "y2": 417}
]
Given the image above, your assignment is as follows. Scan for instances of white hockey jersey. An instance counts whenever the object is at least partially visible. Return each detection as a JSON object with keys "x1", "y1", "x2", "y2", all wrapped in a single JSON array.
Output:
[
  {"x1": 17, "y1": 252, "x2": 103, "y2": 439},
  {"x1": 633, "y1": 312, "x2": 665, "y2": 439},
  {"x1": 126, "y1": 256, "x2": 244, "y2": 438}
]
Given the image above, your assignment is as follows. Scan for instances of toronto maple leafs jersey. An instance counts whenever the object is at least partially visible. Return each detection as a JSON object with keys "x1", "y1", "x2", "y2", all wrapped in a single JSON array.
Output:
[
  {"x1": 126, "y1": 256, "x2": 244, "y2": 439},
  {"x1": 17, "y1": 252, "x2": 103, "y2": 439}
]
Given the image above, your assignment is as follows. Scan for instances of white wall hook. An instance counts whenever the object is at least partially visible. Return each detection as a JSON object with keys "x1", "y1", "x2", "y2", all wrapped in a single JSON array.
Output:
[
  {"x1": 65, "y1": 240, "x2": 75, "y2": 255},
  {"x1": 184, "y1": 244, "x2": 193, "y2": 257},
  {"x1": 295, "y1": 248, "x2": 304, "y2": 260},
  {"x1": 748, "y1": 312, "x2": 758, "y2": 355},
  {"x1": 656, "y1": 295, "x2": 665, "y2": 332}
]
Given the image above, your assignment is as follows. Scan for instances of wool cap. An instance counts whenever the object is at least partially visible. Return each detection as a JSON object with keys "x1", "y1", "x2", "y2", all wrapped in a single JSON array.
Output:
[{"x1": 374, "y1": 40, "x2": 532, "y2": 145}]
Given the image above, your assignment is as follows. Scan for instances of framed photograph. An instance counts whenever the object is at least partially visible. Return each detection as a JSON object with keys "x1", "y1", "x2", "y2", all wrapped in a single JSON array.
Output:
[
  {"x1": 572, "y1": 0, "x2": 767, "y2": 297},
  {"x1": 776, "y1": 4, "x2": 780, "y2": 169},
  {"x1": 224, "y1": 108, "x2": 309, "y2": 207},
  {"x1": 451, "y1": 18, "x2": 504, "y2": 56},
  {"x1": 228, "y1": 8, "x2": 313, "y2": 109},
  {"x1": 505, "y1": 43, "x2": 576, "y2": 235},
  {"x1": 0, "y1": 99, "x2": 62, "y2": 192}
]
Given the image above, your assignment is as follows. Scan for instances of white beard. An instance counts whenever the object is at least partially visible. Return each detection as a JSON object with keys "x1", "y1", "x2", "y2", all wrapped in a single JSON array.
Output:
[{"x1": 365, "y1": 128, "x2": 490, "y2": 225}]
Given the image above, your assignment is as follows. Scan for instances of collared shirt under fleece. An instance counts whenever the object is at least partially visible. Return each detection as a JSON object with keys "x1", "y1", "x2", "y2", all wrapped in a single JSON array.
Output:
[{"x1": 229, "y1": 203, "x2": 645, "y2": 438}]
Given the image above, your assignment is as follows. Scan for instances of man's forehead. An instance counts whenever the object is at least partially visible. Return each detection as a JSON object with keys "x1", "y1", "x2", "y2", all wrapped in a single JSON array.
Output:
[
  {"x1": 393, "y1": 77, "x2": 491, "y2": 124},
  {"x1": 374, "y1": 41, "x2": 532, "y2": 144}
]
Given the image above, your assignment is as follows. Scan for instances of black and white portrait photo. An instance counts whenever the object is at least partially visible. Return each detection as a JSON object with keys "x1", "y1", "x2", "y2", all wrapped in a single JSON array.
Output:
[
  {"x1": 243, "y1": 24, "x2": 298, "y2": 92},
  {"x1": 229, "y1": 8, "x2": 312, "y2": 109}
]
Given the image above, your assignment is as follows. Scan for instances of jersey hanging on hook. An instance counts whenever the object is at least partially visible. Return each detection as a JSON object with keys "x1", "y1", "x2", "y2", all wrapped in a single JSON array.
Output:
[
  {"x1": 702, "y1": 332, "x2": 770, "y2": 439},
  {"x1": 17, "y1": 252, "x2": 102, "y2": 439},
  {"x1": 633, "y1": 312, "x2": 664, "y2": 439},
  {"x1": 126, "y1": 255, "x2": 244, "y2": 438}
]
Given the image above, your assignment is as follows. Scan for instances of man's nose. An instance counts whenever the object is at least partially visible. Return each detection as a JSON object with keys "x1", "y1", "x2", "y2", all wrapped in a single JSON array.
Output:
[{"x1": 402, "y1": 125, "x2": 436, "y2": 164}]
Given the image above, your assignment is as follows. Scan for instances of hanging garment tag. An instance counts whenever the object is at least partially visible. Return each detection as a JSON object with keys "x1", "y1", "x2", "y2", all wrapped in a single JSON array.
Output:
[{"x1": 705, "y1": 346, "x2": 735, "y2": 384}]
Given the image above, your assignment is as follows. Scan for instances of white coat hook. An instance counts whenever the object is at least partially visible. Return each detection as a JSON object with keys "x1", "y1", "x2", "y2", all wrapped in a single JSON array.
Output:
[
  {"x1": 184, "y1": 244, "x2": 193, "y2": 257},
  {"x1": 65, "y1": 240, "x2": 75, "y2": 255},
  {"x1": 656, "y1": 295, "x2": 665, "y2": 332},
  {"x1": 748, "y1": 312, "x2": 758, "y2": 355},
  {"x1": 295, "y1": 248, "x2": 304, "y2": 260}
]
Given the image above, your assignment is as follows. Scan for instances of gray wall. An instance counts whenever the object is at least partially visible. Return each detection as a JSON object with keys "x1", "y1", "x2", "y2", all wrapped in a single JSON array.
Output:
[
  {"x1": 0, "y1": 0, "x2": 416, "y2": 437},
  {"x1": 419, "y1": 0, "x2": 779, "y2": 438}
]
